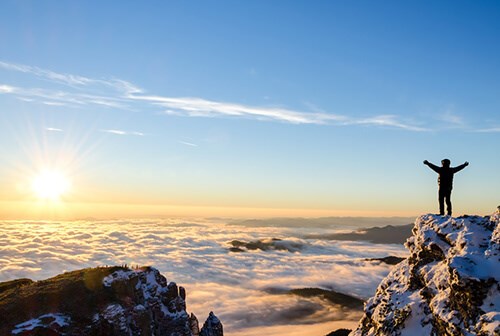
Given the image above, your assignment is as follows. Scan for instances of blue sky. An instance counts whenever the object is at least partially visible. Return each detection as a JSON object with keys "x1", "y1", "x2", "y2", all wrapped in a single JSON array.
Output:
[{"x1": 0, "y1": 1, "x2": 499, "y2": 218}]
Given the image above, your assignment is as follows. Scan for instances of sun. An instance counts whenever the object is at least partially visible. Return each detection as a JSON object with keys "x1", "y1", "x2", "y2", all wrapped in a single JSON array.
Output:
[{"x1": 32, "y1": 170, "x2": 71, "y2": 200}]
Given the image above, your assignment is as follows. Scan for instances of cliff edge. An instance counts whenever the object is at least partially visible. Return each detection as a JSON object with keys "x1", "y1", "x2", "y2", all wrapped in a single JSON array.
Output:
[
  {"x1": 351, "y1": 211, "x2": 499, "y2": 335},
  {"x1": 0, "y1": 266, "x2": 223, "y2": 336}
]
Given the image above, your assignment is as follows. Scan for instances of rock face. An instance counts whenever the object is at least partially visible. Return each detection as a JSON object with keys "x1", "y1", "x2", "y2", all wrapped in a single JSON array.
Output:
[
  {"x1": 0, "y1": 266, "x2": 222, "y2": 336},
  {"x1": 200, "y1": 312, "x2": 223, "y2": 336},
  {"x1": 352, "y1": 212, "x2": 500, "y2": 335}
]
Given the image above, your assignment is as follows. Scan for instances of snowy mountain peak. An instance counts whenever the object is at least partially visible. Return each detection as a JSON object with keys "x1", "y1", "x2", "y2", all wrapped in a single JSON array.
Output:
[{"x1": 352, "y1": 213, "x2": 500, "y2": 336}]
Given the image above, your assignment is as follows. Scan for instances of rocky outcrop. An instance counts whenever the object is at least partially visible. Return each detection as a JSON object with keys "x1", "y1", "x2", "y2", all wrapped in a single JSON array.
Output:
[
  {"x1": 228, "y1": 238, "x2": 304, "y2": 252},
  {"x1": 0, "y1": 266, "x2": 222, "y2": 336},
  {"x1": 351, "y1": 211, "x2": 500, "y2": 335},
  {"x1": 200, "y1": 312, "x2": 223, "y2": 336}
]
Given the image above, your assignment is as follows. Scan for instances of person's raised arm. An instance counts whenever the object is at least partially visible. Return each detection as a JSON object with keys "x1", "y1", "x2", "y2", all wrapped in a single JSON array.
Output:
[
  {"x1": 423, "y1": 160, "x2": 440, "y2": 173},
  {"x1": 452, "y1": 161, "x2": 469, "y2": 173}
]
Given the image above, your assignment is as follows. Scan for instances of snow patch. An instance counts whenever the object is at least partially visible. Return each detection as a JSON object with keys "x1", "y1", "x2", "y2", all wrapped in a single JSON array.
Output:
[
  {"x1": 12, "y1": 313, "x2": 70, "y2": 334},
  {"x1": 102, "y1": 269, "x2": 134, "y2": 287}
]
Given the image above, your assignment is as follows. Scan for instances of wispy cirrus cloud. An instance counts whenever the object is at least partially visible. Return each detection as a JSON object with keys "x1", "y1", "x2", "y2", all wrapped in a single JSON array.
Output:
[
  {"x1": 101, "y1": 129, "x2": 144, "y2": 136},
  {"x1": 132, "y1": 94, "x2": 428, "y2": 131},
  {"x1": 0, "y1": 84, "x2": 16, "y2": 93},
  {"x1": 354, "y1": 115, "x2": 427, "y2": 131},
  {"x1": 0, "y1": 61, "x2": 94, "y2": 86},
  {"x1": 0, "y1": 83, "x2": 128, "y2": 109},
  {"x1": 133, "y1": 94, "x2": 348, "y2": 125},
  {"x1": 0, "y1": 60, "x2": 429, "y2": 131},
  {"x1": 0, "y1": 61, "x2": 142, "y2": 95},
  {"x1": 46, "y1": 127, "x2": 63, "y2": 132},
  {"x1": 43, "y1": 101, "x2": 66, "y2": 106},
  {"x1": 433, "y1": 108, "x2": 466, "y2": 129},
  {"x1": 474, "y1": 127, "x2": 500, "y2": 133},
  {"x1": 179, "y1": 140, "x2": 198, "y2": 147}
]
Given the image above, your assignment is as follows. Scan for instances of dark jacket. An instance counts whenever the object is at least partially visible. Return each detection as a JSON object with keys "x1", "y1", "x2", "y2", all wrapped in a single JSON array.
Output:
[{"x1": 426, "y1": 162, "x2": 468, "y2": 190}]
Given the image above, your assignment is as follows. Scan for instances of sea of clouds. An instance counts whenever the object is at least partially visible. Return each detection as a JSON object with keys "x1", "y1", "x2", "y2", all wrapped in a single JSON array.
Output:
[{"x1": 0, "y1": 218, "x2": 409, "y2": 335}]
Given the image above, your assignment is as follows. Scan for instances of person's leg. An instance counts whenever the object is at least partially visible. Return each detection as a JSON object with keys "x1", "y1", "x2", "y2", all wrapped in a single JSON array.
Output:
[
  {"x1": 438, "y1": 189, "x2": 445, "y2": 215},
  {"x1": 446, "y1": 190, "x2": 452, "y2": 216}
]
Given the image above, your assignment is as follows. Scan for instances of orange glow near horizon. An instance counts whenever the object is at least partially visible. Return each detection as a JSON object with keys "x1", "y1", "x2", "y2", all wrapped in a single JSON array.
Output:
[
  {"x1": 0, "y1": 200, "x2": 423, "y2": 221},
  {"x1": 1, "y1": 137, "x2": 493, "y2": 220}
]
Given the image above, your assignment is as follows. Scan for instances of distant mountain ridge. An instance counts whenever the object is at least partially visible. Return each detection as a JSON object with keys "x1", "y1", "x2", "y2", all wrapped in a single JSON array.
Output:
[
  {"x1": 230, "y1": 217, "x2": 414, "y2": 228},
  {"x1": 305, "y1": 224, "x2": 413, "y2": 244},
  {"x1": 264, "y1": 287, "x2": 364, "y2": 309},
  {"x1": 349, "y1": 212, "x2": 500, "y2": 335},
  {"x1": 0, "y1": 266, "x2": 223, "y2": 336}
]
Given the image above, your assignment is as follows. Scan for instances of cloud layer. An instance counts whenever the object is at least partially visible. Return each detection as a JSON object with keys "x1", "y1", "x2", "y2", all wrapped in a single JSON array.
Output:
[{"x1": 0, "y1": 218, "x2": 408, "y2": 334}]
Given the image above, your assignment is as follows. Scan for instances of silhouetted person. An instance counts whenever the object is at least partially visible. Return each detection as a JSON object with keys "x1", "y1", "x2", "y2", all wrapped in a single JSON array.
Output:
[{"x1": 423, "y1": 159, "x2": 469, "y2": 216}]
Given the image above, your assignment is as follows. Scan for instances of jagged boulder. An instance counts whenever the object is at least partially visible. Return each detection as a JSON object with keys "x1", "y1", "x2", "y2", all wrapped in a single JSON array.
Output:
[
  {"x1": 0, "y1": 266, "x2": 223, "y2": 336},
  {"x1": 200, "y1": 312, "x2": 223, "y2": 336},
  {"x1": 351, "y1": 211, "x2": 500, "y2": 335}
]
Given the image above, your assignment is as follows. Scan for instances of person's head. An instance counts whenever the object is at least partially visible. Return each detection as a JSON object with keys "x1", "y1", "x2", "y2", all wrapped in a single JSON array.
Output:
[{"x1": 441, "y1": 159, "x2": 451, "y2": 167}]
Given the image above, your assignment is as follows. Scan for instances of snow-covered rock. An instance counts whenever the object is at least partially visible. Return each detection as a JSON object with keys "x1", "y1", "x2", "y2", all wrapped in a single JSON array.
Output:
[
  {"x1": 200, "y1": 311, "x2": 223, "y2": 336},
  {"x1": 0, "y1": 266, "x2": 222, "y2": 336},
  {"x1": 352, "y1": 212, "x2": 500, "y2": 336},
  {"x1": 11, "y1": 313, "x2": 70, "y2": 335}
]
